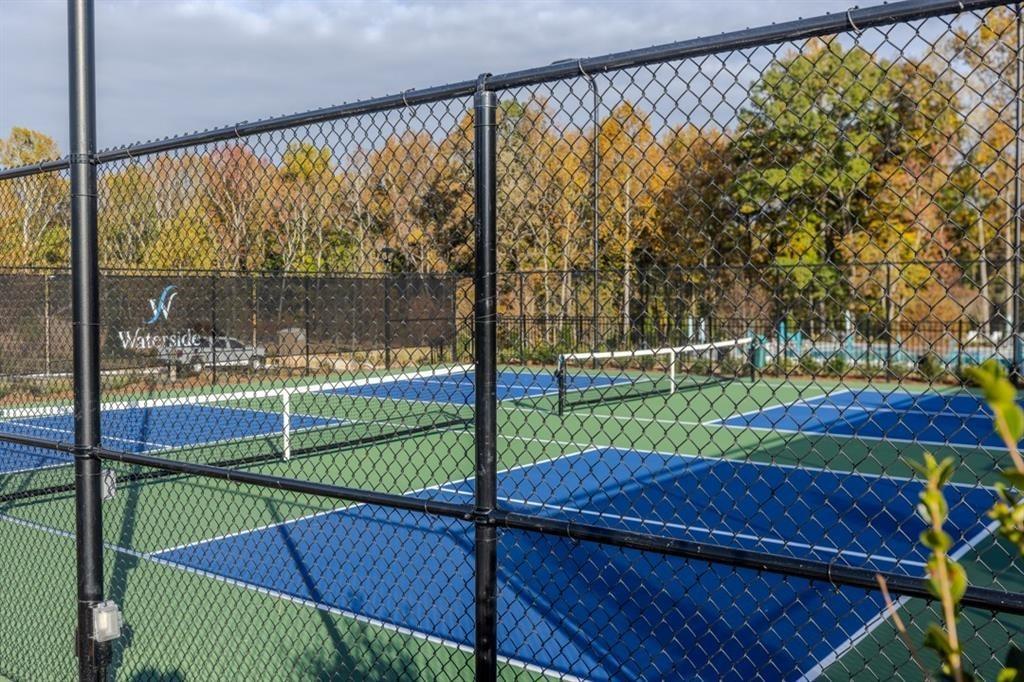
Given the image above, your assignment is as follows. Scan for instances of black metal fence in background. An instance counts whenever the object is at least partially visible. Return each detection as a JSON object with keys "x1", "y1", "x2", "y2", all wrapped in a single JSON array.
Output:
[
  {"x1": 1, "y1": 0, "x2": 1023, "y2": 680},
  {"x1": 0, "y1": 269, "x2": 459, "y2": 376}
]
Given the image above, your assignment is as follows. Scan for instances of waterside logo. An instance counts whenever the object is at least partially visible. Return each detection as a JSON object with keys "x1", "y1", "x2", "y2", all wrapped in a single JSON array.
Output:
[
  {"x1": 146, "y1": 285, "x2": 178, "y2": 325},
  {"x1": 117, "y1": 285, "x2": 199, "y2": 351}
]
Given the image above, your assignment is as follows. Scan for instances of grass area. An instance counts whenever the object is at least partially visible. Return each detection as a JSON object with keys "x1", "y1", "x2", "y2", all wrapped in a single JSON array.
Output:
[{"x1": 0, "y1": 366, "x2": 1019, "y2": 679}]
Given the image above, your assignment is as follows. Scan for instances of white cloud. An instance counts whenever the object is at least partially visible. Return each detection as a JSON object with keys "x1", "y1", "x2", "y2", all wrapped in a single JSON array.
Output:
[{"x1": 0, "y1": 0, "x2": 854, "y2": 155}]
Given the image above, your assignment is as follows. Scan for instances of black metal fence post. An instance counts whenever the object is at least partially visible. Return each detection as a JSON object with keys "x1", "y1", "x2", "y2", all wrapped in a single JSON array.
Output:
[
  {"x1": 884, "y1": 264, "x2": 894, "y2": 376},
  {"x1": 210, "y1": 272, "x2": 218, "y2": 384},
  {"x1": 473, "y1": 78, "x2": 499, "y2": 682},
  {"x1": 304, "y1": 276, "x2": 312, "y2": 375},
  {"x1": 1014, "y1": 3, "x2": 1023, "y2": 384},
  {"x1": 383, "y1": 273, "x2": 392, "y2": 370},
  {"x1": 68, "y1": 0, "x2": 106, "y2": 678},
  {"x1": 519, "y1": 272, "x2": 526, "y2": 364},
  {"x1": 451, "y1": 275, "x2": 459, "y2": 363},
  {"x1": 957, "y1": 318, "x2": 965, "y2": 379}
]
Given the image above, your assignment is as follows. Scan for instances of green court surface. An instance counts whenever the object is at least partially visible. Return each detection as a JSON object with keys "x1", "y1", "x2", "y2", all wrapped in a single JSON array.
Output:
[{"x1": 0, "y1": 366, "x2": 1019, "y2": 680}]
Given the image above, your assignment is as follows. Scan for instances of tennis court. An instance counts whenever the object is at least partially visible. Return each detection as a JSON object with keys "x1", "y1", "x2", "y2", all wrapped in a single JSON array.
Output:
[
  {"x1": 147, "y1": 446, "x2": 995, "y2": 680},
  {"x1": 714, "y1": 387, "x2": 1016, "y2": 450},
  {"x1": 0, "y1": 359, "x2": 1013, "y2": 680},
  {"x1": 0, "y1": 366, "x2": 630, "y2": 478}
]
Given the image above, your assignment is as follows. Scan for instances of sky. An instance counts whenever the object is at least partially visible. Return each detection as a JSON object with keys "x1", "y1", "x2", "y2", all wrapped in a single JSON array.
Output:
[{"x1": 0, "y1": 0, "x2": 854, "y2": 155}]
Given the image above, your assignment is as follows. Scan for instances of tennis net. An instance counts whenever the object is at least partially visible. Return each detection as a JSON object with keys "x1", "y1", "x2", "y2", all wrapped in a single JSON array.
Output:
[
  {"x1": 0, "y1": 365, "x2": 474, "y2": 501},
  {"x1": 555, "y1": 338, "x2": 755, "y2": 414}
]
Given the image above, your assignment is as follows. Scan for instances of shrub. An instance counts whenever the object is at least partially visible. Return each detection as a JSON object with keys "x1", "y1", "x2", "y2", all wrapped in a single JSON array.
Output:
[{"x1": 916, "y1": 352, "x2": 946, "y2": 382}]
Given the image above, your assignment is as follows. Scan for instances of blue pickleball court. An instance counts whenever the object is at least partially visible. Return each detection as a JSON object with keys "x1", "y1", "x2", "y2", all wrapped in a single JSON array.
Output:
[
  {"x1": 0, "y1": 403, "x2": 336, "y2": 473},
  {"x1": 154, "y1": 447, "x2": 995, "y2": 680},
  {"x1": 714, "y1": 387, "x2": 1017, "y2": 449},
  {"x1": 327, "y1": 367, "x2": 631, "y2": 405}
]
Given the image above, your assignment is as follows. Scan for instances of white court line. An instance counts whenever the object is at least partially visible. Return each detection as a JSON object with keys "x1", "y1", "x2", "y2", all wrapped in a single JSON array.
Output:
[
  {"x1": 0, "y1": 419, "x2": 176, "y2": 450},
  {"x1": 584, "y1": 403, "x2": 1008, "y2": 454},
  {"x1": 0, "y1": 510, "x2": 578, "y2": 682},
  {"x1": 603, "y1": 444, "x2": 996, "y2": 492},
  {"x1": 707, "y1": 388, "x2": 852, "y2": 425},
  {"x1": 0, "y1": 458, "x2": 74, "y2": 477},
  {"x1": 797, "y1": 520, "x2": 1000, "y2": 681},
  {"x1": 715, "y1": 422, "x2": 1009, "y2": 453},
  {"x1": 150, "y1": 445, "x2": 602, "y2": 555},
  {"x1": 436, "y1": 487, "x2": 927, "y2": 571},
  {"x1": 0, "y1": 407, "x2": 343, "y2": 476},
  {"x1": 724, "y1": 399, "x2": 998, "y2": 422}
]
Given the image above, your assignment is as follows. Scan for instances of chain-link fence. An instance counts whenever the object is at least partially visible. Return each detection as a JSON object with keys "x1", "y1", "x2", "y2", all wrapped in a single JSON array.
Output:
[{"x1": 2, "y1": 0, "x2": 1023, "y2": 679}]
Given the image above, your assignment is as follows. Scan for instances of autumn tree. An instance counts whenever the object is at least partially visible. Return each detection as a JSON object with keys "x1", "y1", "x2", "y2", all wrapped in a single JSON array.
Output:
[
  {"x1": 0, "y1": 128, "x2": 68, "y2": 266},
  {"x1": 597, "y1": 102, "x2": 668, "y2": 341}
]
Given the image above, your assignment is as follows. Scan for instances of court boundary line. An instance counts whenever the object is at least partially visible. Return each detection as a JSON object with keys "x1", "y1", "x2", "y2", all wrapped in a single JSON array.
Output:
[
  {"x1": 0, "y1": 510, "x2": 578, "y2": 682},
  {"x1": 714, "y1": 421, "x2": 1011, "y2": 453},
  {"x1": 708, "y1": 388, "x2": 853, "y2": 425},
  {"x1": 581, "y1": 403, "x2": 1010, "y2": 454},
  {"x1": 616, "y1": 445, "x2": 996, "y2": 491},
  {"x1": 434, "y1": 487, "x2": 926, "y2": 571},
  {"x1": 714, "y1": 398, "x2": 1001, "y2": 428},
  {"x1": 0, "y1": 406, "x2": 343, "y2": 477},
  {"x1": 797, "y1": 519, "x2": 1000, "y2": 682},
  {"x1": 0, "y1": 364, "x2": 476, "y2": 420},
  {"x1": 150, "y1": 444, "x2": 602, "y2": 555},
  {"x1": 0, "y1": 418, "x2": 177, "y2": 450},
  {"x1": 0, "y1": 456, "x2": 75, "y2": 477}
]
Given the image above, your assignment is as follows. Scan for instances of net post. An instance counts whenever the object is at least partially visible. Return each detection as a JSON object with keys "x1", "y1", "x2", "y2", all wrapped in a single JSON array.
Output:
[
  {"x1": 472, "y1": 77, "x2": 499, "y2": 682},
  {"x1": 668, "y1": 348, "x2": 676, "y2": 394},
  {"x1": 556, "y1": 354, "x2": 566, "y2": 416},
  {"x1": 282, "y1": 388, "x2": 292, "y2": 461},
  {"x1": 68, "y1": 0, "x2": 107, "y2": 677}
]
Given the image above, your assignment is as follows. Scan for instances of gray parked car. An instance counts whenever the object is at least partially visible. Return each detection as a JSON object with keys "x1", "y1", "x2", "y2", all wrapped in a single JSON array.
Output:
[{"x1": 159, "y1": 336, "x2": 267, "y2": 373}]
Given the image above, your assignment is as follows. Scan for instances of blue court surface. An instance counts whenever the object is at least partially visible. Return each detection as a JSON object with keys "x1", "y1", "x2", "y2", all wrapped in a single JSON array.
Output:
[
  {"x1": 330, "y1": 368, "x2": 630, "y2": 405},
  {"x1": 715, "y1": 388, "x2": 1017, "y2": 449},
  {"x1": 0, "y1": 404, "x2": 335, "y2": 474},
  {"x1": 155, "y1": 447, "x2": 996, "y2": 680}
]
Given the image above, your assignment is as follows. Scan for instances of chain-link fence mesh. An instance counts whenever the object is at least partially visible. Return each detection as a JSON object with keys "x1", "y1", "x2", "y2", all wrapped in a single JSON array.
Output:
[{"x1": 1, "y1": 1, "x2": 1023, "y2": 679}]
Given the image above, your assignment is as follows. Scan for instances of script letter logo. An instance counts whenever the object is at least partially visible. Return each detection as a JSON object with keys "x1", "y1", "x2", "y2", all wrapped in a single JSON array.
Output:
[{"x1": 146, "y1": 285, "x2": 178, "y2": 325}]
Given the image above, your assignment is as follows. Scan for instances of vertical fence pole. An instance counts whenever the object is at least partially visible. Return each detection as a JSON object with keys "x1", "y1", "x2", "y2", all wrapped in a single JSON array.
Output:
[
  {"x1": 383, "y1": 272, "x2": 392, "y2": 370},
  {"x1": 884, "y1": 264, "x2": 893, "y2": 377},
  {"x1": 473, "y1": 79, "x2": 499, "y2": 682},
  {"x1": 1014, "y1": 2, "x2": 1023, "y2": 384},
  {"x1": 44, "y1": 272, "x2": 52, "y2": 376},
  {"x1": 586, "y1": 71, "x2": 600, "y2": 356},
  {"x1": 68, "y1": 0, "x2": 105, "y2": 678},
  {"x1": 451, "y1": 274, "x2": 459, "y2": 363},
  {"x1": 210, "y1": 272, "x2": 218, "y2": 384},
  {"x1": 957, "y1": 318, "x2": 965, "y2": 380},
  {"x1": 304, "y1": 276, "x2": 312, "y2": 375},
  {"x1": 519, "y1": 272, "x2": 526, "y2": 364}
]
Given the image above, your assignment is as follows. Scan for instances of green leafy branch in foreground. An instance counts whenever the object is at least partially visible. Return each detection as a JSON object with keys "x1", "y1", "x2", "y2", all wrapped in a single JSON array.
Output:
[{"x1": 878, "y1": 360, "x2": 1023, "y2": 682}]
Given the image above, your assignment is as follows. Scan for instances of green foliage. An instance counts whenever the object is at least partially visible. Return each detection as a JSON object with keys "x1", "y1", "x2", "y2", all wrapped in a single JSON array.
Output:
[
  {"x1": 989, "y1": 483, "x2": 1024, "y2": 558},
  {"x1": 824, "y1": 354, "x2": 849, "y2": 377},
  {"x1": 900, "y1": 359, "x2": 1024, "y2": 680},
  {"x1": 906, "y1": 451, "x2": 973, "y2": 679},
  {"x1": 717, "y1": 353, "x2": 749, "y2": 377},
  {"x1": 917, "y1": 352, "x2": 948, "y2": 382},
  {"x1": 966, "y1": 360, "x2": 1024, "y2": 455},
  {"x1": 798, "y1": 354, "x2": 822, "y2": 375}
]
